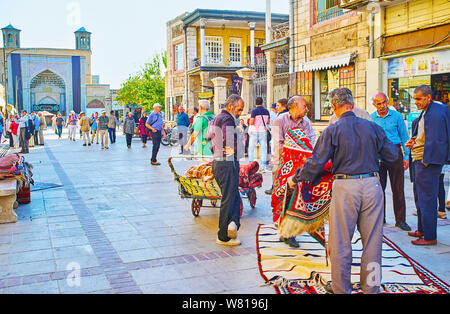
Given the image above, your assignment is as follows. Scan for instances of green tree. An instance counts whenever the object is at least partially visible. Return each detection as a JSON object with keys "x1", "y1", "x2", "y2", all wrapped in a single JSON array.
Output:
[{"x1": 117, "y1": 51, "x2": 167, "y2": 112}]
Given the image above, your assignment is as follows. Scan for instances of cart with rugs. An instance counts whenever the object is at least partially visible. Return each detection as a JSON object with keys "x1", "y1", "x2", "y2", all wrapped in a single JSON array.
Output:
[{"x1": 168, "y1": 157, "x2": 263, "y2": 217}]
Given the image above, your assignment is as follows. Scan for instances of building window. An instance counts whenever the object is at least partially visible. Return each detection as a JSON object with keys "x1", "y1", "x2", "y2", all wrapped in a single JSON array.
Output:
[
  {"x1": 205, "y1": 36, "x2": 223, "y2": 65},
  {"x1": 317, "y1": 64, "x2": 355, "y2": 120},
  {"x1": 229, "y1": 38, "x2": 241, "y2": 66},
  {"x1": 175, "y1": 43, "x2": 185, "y2": 71},
  {"x1": 297, "y1": 71, "x2": 314, "y2": 120},
  {"x1": 315, "y1": 0, "x2": 344, "y2": 24}
]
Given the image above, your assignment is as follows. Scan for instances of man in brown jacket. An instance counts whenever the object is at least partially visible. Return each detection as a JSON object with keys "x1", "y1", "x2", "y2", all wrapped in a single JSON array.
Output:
[{"x1": 79, "y1": 112, "x2": 91, "y2": 147}]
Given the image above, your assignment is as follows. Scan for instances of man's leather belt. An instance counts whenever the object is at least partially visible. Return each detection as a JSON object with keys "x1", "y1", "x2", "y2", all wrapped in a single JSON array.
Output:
[{"x1": 334, "y1": 172, "x2": 379, "y2": 180}]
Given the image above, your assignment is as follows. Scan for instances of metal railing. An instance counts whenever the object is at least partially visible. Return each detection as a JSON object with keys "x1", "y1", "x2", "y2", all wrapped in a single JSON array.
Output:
[{"x1": 191, "y1": 54, "x2": 247, "y2": 68}]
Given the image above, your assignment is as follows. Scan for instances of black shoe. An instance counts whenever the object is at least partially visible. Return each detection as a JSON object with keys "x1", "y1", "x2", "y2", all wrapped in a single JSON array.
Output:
[
  {"x1": 323, "y1": 283, "x2": 334, "y2": 294},
  {"x1": 265, "y1": 187, "x2": 273, "y2": 195},
  {"x1": 83, "y1": 144, "x2": 87, "y2": 147},
  {"x1": 395, "y1": 221, "x2": 412, "y2": 231},
  {"x1": 283, "y1": 237, "x2": 300, "y2": 248}
]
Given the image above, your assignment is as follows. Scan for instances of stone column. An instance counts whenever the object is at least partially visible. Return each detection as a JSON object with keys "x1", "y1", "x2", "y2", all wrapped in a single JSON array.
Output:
[
  {"x1": 266, "y1": 0, "x2": 272, "y2": 44},
  {"x1": 200, "y1": 19, "x2": 207, "y2": 67},
  {"x1": 236, "y1": 68, "x2": 255, "y2": 115},
  {"x1": 212, "y1": 77, "x2": 228, "y2": 115},
  {"x1": 265, "y1": 50, "x2": 276, "y2": 108},
  {"x1": 249, "y1": 22, "x2": 256, "y2": 68},
  {"x1": 186, "y1": 27, "x2": 197, "y2": 70}
]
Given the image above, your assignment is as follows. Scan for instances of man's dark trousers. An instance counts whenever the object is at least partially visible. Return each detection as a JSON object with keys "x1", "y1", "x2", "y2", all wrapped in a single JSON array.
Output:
[
  {"x1": 413, "y1": 161, "x2": 443, "y2": 241},
  {"x1": 108, "y1": 128, "x2": 116, "y2": 144},
  {"x1": 379, "y1": 145, "x2": 406, "y2": 223},
  {"x1": 212, "y1": 160, "x2": 241, "y2": 242},
  {"x1": 34, "y1": 131, "x2": 39, "y2": 145},
  {"x1": 151, "y1": 130, "x2": 162, "y2": 163}
]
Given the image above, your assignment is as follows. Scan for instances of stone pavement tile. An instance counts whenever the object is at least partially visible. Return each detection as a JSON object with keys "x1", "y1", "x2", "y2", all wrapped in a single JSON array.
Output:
[
  {"x1": 48, "y1": 220, "x2": 83, "y2": 231},
  {"x1": 53, "y1": 245, "x2": 95, "y2": 259},
  {"x1": 46, "y1": 210, "x2": 77, "y2": 218},
  {"x1": 1, "y1": 260, "x2": 56, "y2": 278},
  {"x1": 145, "y1": 234, "x2": 191, "y2": 248},
  {"x1": 11, "y1": 230, "x2": 50, "y2": 242},
  {"x1": 100, "y1": 224, "x2": 137, "y2": 234},
  {"x1": 0, "y1": 249, "x2": 54, "y2": 266},
  {"x1": 171, "y1": 262, "x2": 212, "y2": 279},
  {"x1": 104, "y1": 231, "x2": 143, "y2": 242},
  {"x1": 0, "y1": 281, "x2": 60, "y2": 294},
  {"x1": 117, "y1": 248, "x2": 162, "y2": 263},
  {"x1": 49, "y1": 227, "x2": 86, "y2": 239},
  {"x1": 182, "y1": 275, "x2": 228, "y2": 294},
  {"x1": 46, "y1": 215, "x2": 79, "y2": 224},
  {"x1": 55, "y1": 255, "x2": 100, "y2": 272},
  {"x1": 0, "y1": 239, "x2": 52, "y2": 254},
  {"x1": 140, "y1": 279, "x2": 193, "y2": 294},
  {"x1": 58, "y1": 274, "x2": 111, "y2": 294},
  {"x1": 130, "y1": 266, "x2": 184, "y2": 286},
  {"x1": 138, "y1": 226, "x2": 178, "y2": 238},
  {"x1": 212, "y1": 255, "x2": 258, "y2": 272},
  {"x1": 110, "y1": 239, "x2": 152, "y2": 252},
  {"x1": 213, "y1": 269, "x2": 265, "y2": 291},
  {"x1": 51, "y1": 235, "x2": 90, "y2": 248}
]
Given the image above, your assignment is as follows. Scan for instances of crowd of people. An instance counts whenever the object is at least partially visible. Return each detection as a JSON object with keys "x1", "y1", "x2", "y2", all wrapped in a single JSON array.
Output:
[
  {"x1": 181, "y1": 85, "x2": 449, "y2": 294},
  {"x1": 0, "y1": 110, "x2": 47, "y2": 153}
]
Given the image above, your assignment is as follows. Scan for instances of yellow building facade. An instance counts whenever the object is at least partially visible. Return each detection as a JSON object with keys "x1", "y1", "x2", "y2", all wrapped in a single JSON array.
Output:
[{"x1": 165, "y1": 9, "x2": 288, "y2": 118}]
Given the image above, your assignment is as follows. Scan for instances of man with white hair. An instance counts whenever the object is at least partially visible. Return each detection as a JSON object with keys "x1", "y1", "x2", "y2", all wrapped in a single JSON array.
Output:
[
  {"x1": 288, "y1": 87, "x2": 398, "y2": 294},
  {"x1": 146, "y1": 103, "x2": 164, "y2": 166},
  {"x1": 67, "y1": 111, "x2": 78, "y2": 141},
  {"x1": 370, "y1": 92, "x2": 411, "y2": 231},
  {"x1": 177, "y1": 105, "x2": 191, "y2": 154},
  {"x1": 184, "y1": 100, "x2": 214, "y2": 156}
]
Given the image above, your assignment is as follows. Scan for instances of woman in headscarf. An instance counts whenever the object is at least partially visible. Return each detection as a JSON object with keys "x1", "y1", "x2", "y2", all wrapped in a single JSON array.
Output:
[
  {"x1": 123, "y1": 112, "x2": 135, "y2": 149},
  {"x1": 138, "y1": 111, "x2": 151, "y2": 148}
]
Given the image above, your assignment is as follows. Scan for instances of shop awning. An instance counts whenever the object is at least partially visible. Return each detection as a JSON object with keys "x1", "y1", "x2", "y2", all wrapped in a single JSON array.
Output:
[{"x1": 298, "y1": 52, "x2": 357, "y2": 72}]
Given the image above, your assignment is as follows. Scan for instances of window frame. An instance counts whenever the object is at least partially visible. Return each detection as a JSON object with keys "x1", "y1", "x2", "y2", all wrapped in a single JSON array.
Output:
[{"x1": 205, "y1": 36, "x2": 223, "y2": 65}]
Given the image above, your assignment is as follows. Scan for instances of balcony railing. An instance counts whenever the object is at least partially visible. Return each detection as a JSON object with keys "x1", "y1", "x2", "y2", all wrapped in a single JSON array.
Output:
[{"x1": 191, "y1": 54, "x2": 246, "y2": 68}]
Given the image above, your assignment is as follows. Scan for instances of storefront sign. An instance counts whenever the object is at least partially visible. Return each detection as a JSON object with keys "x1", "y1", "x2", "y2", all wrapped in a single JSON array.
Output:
[{"x1": 388, "y1": 50, "x2": 450, "y2": 78}]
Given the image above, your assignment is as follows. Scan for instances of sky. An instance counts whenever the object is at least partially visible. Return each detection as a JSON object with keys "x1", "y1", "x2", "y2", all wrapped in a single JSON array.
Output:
[{"x1": 0, "y1": 0, "x2": 289, "y2": 89}]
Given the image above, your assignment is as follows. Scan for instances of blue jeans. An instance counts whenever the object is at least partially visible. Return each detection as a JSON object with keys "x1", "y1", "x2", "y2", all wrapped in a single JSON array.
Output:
[
  {"x1": 248, "y1": 131, "x2": 267, "y2": 169},
  {"x1": 108, "y1": 128, "x2": 116, "y2": 143}
]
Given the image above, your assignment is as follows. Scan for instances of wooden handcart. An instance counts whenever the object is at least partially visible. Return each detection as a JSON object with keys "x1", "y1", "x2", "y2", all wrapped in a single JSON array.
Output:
[{"x1": 168, "y1": 157, "x2": 258, "y2": 217}]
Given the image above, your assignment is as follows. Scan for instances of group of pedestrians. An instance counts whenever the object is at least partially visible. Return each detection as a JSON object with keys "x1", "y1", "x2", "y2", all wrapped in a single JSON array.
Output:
[
  {"x1": 1, "y1": 110, "x2": 46, "y2": 154},
  {"x1": 53, "y1": 110, "x2": 119, "y2": 149}
]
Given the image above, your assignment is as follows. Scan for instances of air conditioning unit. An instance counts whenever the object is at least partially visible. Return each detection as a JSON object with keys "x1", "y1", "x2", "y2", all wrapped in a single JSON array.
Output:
[{"x1": 338, "y1": 0, "x2": 370, "y2": 10}]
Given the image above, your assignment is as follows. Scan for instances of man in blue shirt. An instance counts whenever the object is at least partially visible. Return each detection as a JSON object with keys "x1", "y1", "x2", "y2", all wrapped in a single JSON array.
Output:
[
  {"x1": 371, "y1": 92, "x2": 411, "y2": 232},
  {"x1": 146, "y1": 103, "x2": 164, "y2": 166},
  {"x1": 177, "y1": 106, "x2": 191, "y2": 154}
]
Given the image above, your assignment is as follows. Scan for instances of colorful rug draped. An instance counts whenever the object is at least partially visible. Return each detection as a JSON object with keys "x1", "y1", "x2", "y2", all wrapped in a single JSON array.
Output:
[
  {"x1": 271, "y1": 128, "x2": 332, "y2": 246},
  {"x1": 257, "y1": 224, "x2": 450, "y2": 294}
]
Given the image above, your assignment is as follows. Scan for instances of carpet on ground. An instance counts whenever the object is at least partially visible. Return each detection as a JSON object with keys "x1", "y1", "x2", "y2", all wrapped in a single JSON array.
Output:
[{"x1": 257, "y1": 224, "x2": 450, "y2": 294}]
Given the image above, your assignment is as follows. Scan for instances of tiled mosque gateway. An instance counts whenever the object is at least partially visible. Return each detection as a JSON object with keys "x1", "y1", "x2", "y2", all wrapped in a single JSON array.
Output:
[{"x1": 0, "y1": 25, "x2": 111, "y2": 117}]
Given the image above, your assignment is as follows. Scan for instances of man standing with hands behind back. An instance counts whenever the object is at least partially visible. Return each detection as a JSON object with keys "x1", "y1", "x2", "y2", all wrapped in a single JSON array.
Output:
[
  {"x1": 406, "y1": 85, "x2": 450, "y2": 246},
  {"x1": 146, "y1": 103, "x2": 164, "y2": 166},
  {"x1": 370, "y1": 92, "x2": 411, "y2": 231},
  {"x1": 288, "y1": 88, "x2": 398, "y2": 294}
]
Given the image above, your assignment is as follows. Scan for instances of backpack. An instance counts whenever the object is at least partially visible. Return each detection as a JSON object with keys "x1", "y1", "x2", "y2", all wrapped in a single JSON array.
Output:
[{"x1": 205, "y1": 116, "x2": 216, "y2": 143}]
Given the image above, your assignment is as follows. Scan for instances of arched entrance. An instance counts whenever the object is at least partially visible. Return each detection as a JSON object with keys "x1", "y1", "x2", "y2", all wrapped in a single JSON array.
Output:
[
  {"x1": 30, "y1": 70, "x2": 66, "y2": 114},
  {"x1": 86, "y1": 99, "x2": 105, "y2": 117}
]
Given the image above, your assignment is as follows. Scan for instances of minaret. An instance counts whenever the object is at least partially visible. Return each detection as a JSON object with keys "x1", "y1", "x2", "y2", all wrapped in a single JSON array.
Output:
[
  {"x1": 2, "y1": 24, "x2": 21, "y2": 49},
  {"x1": 75, "y1": 27, "x2": 91, "y2": 51}
]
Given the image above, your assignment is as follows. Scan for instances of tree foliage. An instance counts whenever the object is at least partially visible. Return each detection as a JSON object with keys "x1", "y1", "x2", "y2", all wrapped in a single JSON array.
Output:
[{"x1": 117, "y1": 51, "x2": 167, "y2": 112}]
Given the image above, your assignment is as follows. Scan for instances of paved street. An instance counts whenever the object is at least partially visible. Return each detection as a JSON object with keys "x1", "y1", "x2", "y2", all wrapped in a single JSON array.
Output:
[{"x1": 0, "y1": 129, "x2": 448, "y2": 294}]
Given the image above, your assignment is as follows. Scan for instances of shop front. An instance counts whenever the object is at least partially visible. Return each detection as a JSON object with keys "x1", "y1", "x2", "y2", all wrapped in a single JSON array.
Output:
[
  {"x1": 385, "y1": 49, "x2": 450, "y2": 128},
  {"x1": 295, "y1": 52, "x2": 358, "y2": 123}
]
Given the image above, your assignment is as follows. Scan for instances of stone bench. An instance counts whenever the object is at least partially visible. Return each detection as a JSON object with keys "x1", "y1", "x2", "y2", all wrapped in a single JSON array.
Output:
[{"x1": 0, "y1": 178, "x2": 18, "y2": 224}]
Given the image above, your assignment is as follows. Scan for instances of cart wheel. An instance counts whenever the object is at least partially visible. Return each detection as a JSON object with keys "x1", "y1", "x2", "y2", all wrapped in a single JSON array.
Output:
[
  {"x1": 211, "y1": 200, "x2": 218, "y2": 207},
  {"x1": 240, "y1": 199, "x2": 244, "y2": 217},
  {"x1": 249, "y1": 189, "x2": 257, "y2": 209},
  {"x1": 192, "y1": 199, "x2": 202, "y2": 217}
]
